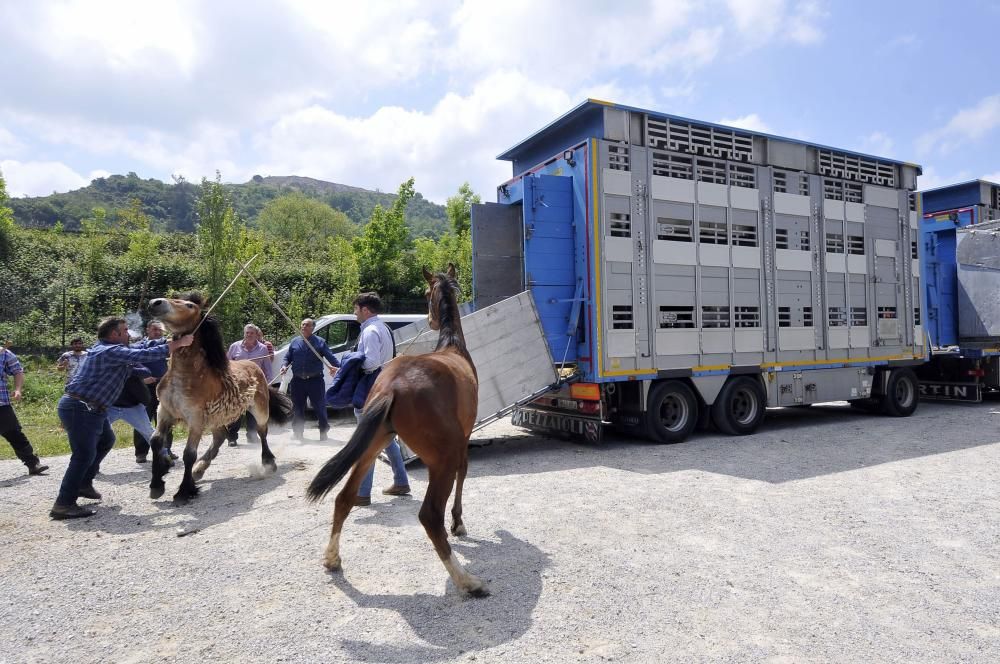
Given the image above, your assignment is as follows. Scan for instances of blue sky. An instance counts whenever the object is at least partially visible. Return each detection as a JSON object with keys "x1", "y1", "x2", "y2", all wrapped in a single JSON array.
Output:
[{"x1": 1, "y1": 0, "x2": 998, "y2": 203}]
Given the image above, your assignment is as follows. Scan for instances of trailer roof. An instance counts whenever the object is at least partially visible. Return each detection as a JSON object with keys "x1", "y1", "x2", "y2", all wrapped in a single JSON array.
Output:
[
  {"x1": 920, "y1": 178, "x2": 999, "y2": 195},
  {"x1": 498, "y1": 99, "x2": 921, "y2": 173}
]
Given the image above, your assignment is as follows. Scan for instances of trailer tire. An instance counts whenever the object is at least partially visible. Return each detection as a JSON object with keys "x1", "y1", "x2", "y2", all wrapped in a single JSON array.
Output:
[
  {"x1": 881, "y1": 367, "x2": 919, "y2": 417},
  {"x1": 711, "y1": 376, "x2": 767, "y2": 436},
  {"x1": 644, "y1": 381, "x2": 698, "y2": 444}
]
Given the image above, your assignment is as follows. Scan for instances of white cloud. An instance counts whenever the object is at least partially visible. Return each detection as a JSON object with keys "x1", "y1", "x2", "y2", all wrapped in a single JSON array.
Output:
[
  {"x1": 0, "y1": 127, "x2": 24, "y2": 156},
  {"x1": 917, "y1": 94, "x2": 1000, "y2": 155},
  {"x1": 858, "y1": 131, "x2": 895, "y2": 159},
  {"x1": 726, "y1": 0, "x2": 827, "y2": 45},
  {"x1": 719, "y1": 113, "x2": 772, "y2": 133},
  {"x1": 916, "y1": 165, "x2": 973, "y2": 192},
  {"x1": 1, "y1": 160, "x2": 107, "y2": 198},
  {"x1": 251, "y1": 71, "x2": 574, "y2": 203}
]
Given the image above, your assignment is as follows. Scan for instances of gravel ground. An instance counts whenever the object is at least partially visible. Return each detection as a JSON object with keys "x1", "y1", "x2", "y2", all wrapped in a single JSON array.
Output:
[{"x1": 1, "y1": 400, "x2": 999, "y2": 664}]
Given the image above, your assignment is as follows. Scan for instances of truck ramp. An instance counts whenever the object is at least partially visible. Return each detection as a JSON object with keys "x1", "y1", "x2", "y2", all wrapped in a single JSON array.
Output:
[{"x1": 390, "y1": 291, "x2": 562, "y2": 462}]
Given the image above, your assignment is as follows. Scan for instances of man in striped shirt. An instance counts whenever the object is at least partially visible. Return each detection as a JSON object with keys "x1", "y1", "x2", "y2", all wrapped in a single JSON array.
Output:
[{"x1": 51, "y1": 316, "x2": 193, "y2": 520}]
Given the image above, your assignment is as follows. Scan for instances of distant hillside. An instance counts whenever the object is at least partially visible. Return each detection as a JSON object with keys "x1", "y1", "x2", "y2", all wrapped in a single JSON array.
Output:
[{"x1": 8, "y1": 173, "x2": 450, "y2": 239}]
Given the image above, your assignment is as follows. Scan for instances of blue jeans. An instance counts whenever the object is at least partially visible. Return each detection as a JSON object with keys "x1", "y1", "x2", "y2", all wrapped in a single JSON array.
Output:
[
  {"x1": 355, "y1": 408, "x2": 409, "y2": 498},
  {"x1": 107, "y1": 404, "x2": 154, "y2": 444},
  {"x1": 56, "y1": 396, "x2": 115, "y2": 506},
  {"x1": 290, "y1": 376, "x2": 328, "y2": 436}
]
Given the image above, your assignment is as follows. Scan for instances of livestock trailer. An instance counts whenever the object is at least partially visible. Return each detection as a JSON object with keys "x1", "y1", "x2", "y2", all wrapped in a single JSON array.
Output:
[
  {"x1": 471, "y1": 99, "x2": 925, "y2": 443},
  {"x1": 917, "y1": 180, "x2": 1000, "y2": 401}
]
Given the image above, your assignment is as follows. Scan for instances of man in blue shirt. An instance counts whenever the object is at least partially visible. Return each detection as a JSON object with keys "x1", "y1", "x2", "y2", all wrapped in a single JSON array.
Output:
[
  {"x1": 279, "y1": 318, "x2": 339, "y2": 441},
  {"x1": 51, "y1": 316, "x2": 193, "y2": 520},
  {"x1": 0, "y1": 346, "x2": 48, "y2": 476}
]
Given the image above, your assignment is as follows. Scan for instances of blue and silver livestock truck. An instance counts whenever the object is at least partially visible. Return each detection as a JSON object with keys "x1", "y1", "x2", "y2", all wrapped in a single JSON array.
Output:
[
  {"x1": 471, "y1": 99, "x2": 927, "y2": 443},
  {"x1": 916, "y1": 180, "x2": 1000, "y2": 401}
]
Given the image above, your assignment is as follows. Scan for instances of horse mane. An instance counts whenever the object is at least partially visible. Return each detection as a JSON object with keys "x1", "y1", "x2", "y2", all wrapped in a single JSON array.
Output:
[
  {"x1": 432, "y1": 273, "x2": 467, "y2": 355},
  {"x1": 176, "y1": 291, "x2": 229, "y2": 372}
]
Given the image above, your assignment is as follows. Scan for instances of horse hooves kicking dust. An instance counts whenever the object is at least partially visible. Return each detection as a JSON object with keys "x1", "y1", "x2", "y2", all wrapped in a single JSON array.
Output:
[
  {"x1": 147, "y1": 292, "x2": 293, "y2": 502},
  {"x1": 306, "y1": 264, "x2": 490, "y2": 598}
]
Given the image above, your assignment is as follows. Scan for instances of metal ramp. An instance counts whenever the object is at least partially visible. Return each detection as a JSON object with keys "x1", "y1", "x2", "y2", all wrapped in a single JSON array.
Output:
[{"x1": 390, "y1": 291, "x2": 563, "y2": 462}]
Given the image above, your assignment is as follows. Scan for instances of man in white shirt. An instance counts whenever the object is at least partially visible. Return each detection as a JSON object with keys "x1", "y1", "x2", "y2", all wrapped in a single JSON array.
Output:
[{"x1": 352, "y1": 292, "x2": 410, "y2": 506}]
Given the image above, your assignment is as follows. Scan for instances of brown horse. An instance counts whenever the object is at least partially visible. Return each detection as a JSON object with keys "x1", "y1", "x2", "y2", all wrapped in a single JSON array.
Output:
[
  {"x1": 306, "y1": 265, "x2": 487, "y2": 596},
  {"x1": 147, "y1": 293, "x2": 293, "y2": 502}
]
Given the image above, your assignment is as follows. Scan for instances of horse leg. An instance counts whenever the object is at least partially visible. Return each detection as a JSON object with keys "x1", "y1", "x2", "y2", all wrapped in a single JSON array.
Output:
[
  {"x1": 149, "y1": 414, "x2": 176, "y2": 499},
  {"x1": 322, "y1": 432, "x2": 393, "y2": 571},
  {"x1": 420, "y1": 462, "x2": 489, "y2": 597},
  {"x1": 450, "y1": 453, "x2": 469, "y2": 537},
  {"x1": 192, "y1": 428, "x2": 227, "y2": 481},
  {"x1": 252, "y1": 401, "x2": 277, "y2": 474},
  {"x1": 174, "y1": 430, "x2": 203, "y2": 502}
]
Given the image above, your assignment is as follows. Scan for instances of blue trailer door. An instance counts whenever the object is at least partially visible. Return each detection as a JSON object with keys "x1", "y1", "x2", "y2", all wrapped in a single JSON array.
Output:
[{"x1": 523, "y1": 175, "x2": 577, "y2": 361}]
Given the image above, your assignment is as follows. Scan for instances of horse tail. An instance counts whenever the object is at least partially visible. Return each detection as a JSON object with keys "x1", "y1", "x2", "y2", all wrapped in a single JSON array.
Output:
[
  {"x1": 306, "y1": 394, "x2": 393, "y2": 502},
  {"x1": 267, "y1": 385, "x2": 293, "y2": 425}
]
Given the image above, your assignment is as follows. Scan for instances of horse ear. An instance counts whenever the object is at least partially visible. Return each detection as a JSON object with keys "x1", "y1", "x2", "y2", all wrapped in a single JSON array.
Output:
[
  {"x1": 422, "y1": 267, "x2": 434, "y2": 283},
  {"x1": 447, "y1": 263, "x2": 457, "y2": 278}
]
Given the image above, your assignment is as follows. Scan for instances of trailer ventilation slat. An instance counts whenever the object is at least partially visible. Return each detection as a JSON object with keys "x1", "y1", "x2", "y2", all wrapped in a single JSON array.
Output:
[
  {"x1": 850, "y1": 307, "x2": 868, "y2": 326},
  {"x1": 778, "y1": 307, "x2": 792, "y2": 327},
  {"x1": 734, "y1": 306, "x2": 760, "y2": 327},
  {"x1": 699, "y1": 221, "x2": 728, "y2": 245},
  {"x1": 696, "y1": 158, "x2": 727, "y2": 184},
  {"x1": 914, "y1": 307, "x2": 921, "y2": 325},
  {"x1": 826, "y1": 233, "x2": 845, "y2": 254},
  {"x1": 774, "y1": 170, "x2": 809, "y2": 195},
  {"x1": 658, "y1": 306, "x2": 695, "y2": 328},
  {"x1": 612, "y1": 305, "x2": 634, "y2": 329},
  {"x1": 847, "y1": 235, "x2": 865, "y2": 255},
  {"x1": 610, "y1": 212, "x2": 631, "y2": 237},
  {"x1": 651, "y1": 151, "x2": 693, "y2": 179},
  {"x1": 803, "y1": 307, "x2": 814, "y2": 327},
  {"x1": 818, "y1": 149, "x2": 896, "y2": 188},
  {"x1": 732, "y1": 224, "x2": 758, "y2": 247},
  {"x1": 828, "y1": 307, "x2": 847, "y2": 326},
  {"x1": 608, "y1": 144, "x2": 630, "y2": 172},
  {"x1": 729, "y1": 164, "x2": 757, "y2": 188},
  {"x1": 646, "y1": 115, "x2": 754, "y2": 162},
  {"x1": 702, "y1": 306, "x2": 731, "y2": 328}
]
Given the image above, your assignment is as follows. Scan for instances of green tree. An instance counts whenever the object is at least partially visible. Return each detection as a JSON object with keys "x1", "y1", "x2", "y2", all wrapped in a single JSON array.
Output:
[
  {"x1": 79, "y1": 207, "x2": 109, "y2": 280},
  {"x1": 255, "y1": 192, "x2": 354, "y2": 243},
  {"x1": 196, "y1": 172, "x2": 240, "y2": 297},
  {"x1": 354, "y1": 178, "x2": 415, "y2": 298},
  {"x1": 0, "y1": 172, "x2": 14, "y2": 259},
  {"x1": 445, "y1": 182, "x2": 480, "y2": 235}
]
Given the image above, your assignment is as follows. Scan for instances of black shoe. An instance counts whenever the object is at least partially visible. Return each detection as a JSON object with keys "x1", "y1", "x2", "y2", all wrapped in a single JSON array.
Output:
[
  {"x1": 136, "y1": 455, "x2": 148, "y2": 464},
  {"x1": 77, "y1": 484, "x2": 102, "y2": 501},
  {"x1": 50, "y1": 503, "x2": 96, "y2": 520},
  {"x1": 227, "y1": 439, "x2": 238, "y2": 447},
  {"x1": 319, "y1": 431, "x2": 329, "y2": 441},
  {"x1": 27, "y1": 462, "x2": 49, "y2": 475},
  {"x1": 167, "y1": 450, "x2": 179, "y2": 460},
  {"x1": 353, "y1": 495, "x2": 371, "y2": 507}
]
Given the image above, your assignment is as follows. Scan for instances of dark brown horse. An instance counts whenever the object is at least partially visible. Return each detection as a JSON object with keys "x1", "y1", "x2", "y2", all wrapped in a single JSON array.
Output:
[
  {"x1": 147, "y1": 293, "x2": 293, "y2": 502},
  {"x1": 306, "y1": 265, "x2": 487, "y2": 596}
]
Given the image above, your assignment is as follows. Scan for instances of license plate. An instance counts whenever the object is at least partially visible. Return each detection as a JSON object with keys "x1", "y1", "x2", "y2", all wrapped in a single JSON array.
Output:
[{"x1": 511, "y1": 408, "x2": 601, "y2": 443}]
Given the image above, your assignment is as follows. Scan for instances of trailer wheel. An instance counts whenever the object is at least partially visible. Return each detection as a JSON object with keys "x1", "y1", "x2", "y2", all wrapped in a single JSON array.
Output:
[
  {"x1": 711, "y1": 376, "x2": 767, "y2": 436},
  {"x1": 644, "y1": 381, "x2": 698, "y2": 444},
  {"x1": 881, "y1": 368, "x2": 919, "y2": 417}
]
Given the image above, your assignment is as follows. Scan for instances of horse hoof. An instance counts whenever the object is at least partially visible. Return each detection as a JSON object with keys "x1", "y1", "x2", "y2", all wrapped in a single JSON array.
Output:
[
  {"x1": 466, "y1": 582, "x2": 491, "y2": 598},
  {"x1": 263, "y1": 458, "x2": 277, "y2": 471},
  {"x1": 149, "y1": 484, "x2": 165, "y2": 500},
  {"x1": 323, "y1": 556, "x2": 342, "y2": 572},
  {"x1": 451, "y1": 523, "x2": 467, "y2": 537},
  {"x1": 191, "y1": 469, "x2": 204, "y2": 482}
]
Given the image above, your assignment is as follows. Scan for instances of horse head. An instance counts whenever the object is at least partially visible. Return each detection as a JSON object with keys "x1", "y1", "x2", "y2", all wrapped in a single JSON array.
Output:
[
  {"x1": 148, "y1": 293, "x2": 229, "y2": 371},
  {"x1": 421, "y1": 263, "x2": 459, "y2": 332},
  {"x1": 148, "y1": 293, "x2": 207, "y2": 335}
]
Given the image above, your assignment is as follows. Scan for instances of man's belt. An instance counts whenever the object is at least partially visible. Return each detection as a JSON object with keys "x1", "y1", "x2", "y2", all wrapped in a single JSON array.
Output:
[
  {"x1": 66, "y1": 392, "x2": 107, "y2": 413},
  {"x1": 294, "y1": 372, "x2": 323, "y2": 380}
]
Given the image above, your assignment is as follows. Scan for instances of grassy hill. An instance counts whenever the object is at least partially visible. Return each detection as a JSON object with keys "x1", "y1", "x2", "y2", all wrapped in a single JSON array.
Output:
[{"x1": 8, "y1": 173, "x2": 450, "y2": 239}]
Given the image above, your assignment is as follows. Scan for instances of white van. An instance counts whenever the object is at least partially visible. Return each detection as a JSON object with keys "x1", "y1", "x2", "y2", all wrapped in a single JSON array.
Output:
[{"x1": 269, "y1": 313, "x2": 425, "y2": 395}]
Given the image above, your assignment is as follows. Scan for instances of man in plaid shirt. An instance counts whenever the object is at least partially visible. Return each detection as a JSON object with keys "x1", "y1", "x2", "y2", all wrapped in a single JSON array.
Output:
[
  {"x1": 51, "y1": 316, "x2": 193, "y2": 520},
  {"x1": 0, "y1": 346, "x2": 48, "y2": 476}
]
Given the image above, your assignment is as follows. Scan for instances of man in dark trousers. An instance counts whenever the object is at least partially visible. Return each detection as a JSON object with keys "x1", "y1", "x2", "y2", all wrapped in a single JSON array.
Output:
[
  {"x1": 279, "y1": 318, "x2": 339, "y2": 441},
  {"x1": 0, "y1": 345, "x2": 48, "y2": 476},
  {"x1": 132, "y1": 320, "x2": 171, "y2": 463},
  {"x1": 51, "y1": 317, "x2": 192, "y2": 520}
]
